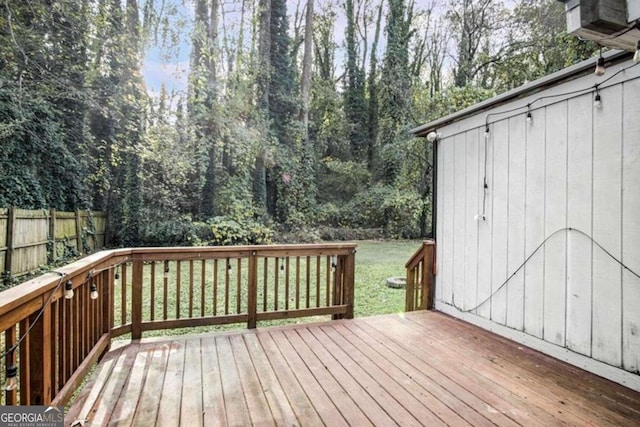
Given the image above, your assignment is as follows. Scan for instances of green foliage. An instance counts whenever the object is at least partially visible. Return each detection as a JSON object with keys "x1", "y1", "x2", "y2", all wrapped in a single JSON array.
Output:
[
  {"x1": 317, "y1": 158, "x2": 371, "y2": 204},
  {"x1": 209, "y1": 216, "x2": 274, "y2": 246},
  {"x1": 138, "y1": 217, "x2": 213, "y2": 247}
]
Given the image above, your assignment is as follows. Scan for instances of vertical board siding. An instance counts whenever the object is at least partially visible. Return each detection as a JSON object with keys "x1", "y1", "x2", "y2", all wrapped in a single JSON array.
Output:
[
  {"x1": 621, "y1": 78, "x2": 640, "y2": 373},
  {"x1": 506, "y1": 116, "x2": 525, "y2": 331},
  {"x1": 543, "y1": 102, "x2": 568, "y2": 347},
  {"x1": 464, "y1": 129, "x2": 479, "y2": 311},
  {"x1": 566, "y1": 93, "x2": 593, "y2": 357},
  {"x1": 436, "y1": 140, "x2": 445, "y2": 303},
  {"x1": 453, "y1": 133, "x2": 466, "y2": 308},
  {"x1": 592, "y1": 84, "x2": 622, "y2": 367},
  {"x1": 490, "y1": 120, "x2": 509, "y2": 325},
  {"x1": 476, "y1": 128, "x2": 493, "y2": 319},
  {"x1": 442, "y1": 138, "x2": 455, "y2": 304},
  {"x1": 524, "y1": 111, "x2": 546, "y2": 339},
  {"x1": 433, "y1": 59, "x2": 639, "y2": 377}
]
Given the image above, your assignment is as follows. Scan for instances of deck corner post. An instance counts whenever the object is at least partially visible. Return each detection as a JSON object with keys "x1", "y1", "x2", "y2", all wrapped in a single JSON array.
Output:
[
  {"x1": 131, "y1": 257, "x2": 143, "y2": 340},
  {"x1": 423, "y1": 241, "x2": 436, "y2": 310},
  {"x1": 344, "y1": 250, "x2": 355, "y2": 319},
  {"x1": 247, "y1": 250, "x2": 258, "y2": 329}
]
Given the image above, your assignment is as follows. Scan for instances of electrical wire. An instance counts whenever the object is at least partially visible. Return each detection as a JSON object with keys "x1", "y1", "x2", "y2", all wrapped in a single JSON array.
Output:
[
  {"x1": 2, "y1": 272, "x2": 66, "y2": 359},
  {"x1": 1, "y1": 260, "x2": 128, "y2": 359},
  {"x1": 451, "y1": 227, "x2": 640, "y2": 314}
]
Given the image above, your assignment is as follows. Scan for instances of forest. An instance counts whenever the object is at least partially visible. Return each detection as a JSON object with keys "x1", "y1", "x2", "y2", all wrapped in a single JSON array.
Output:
[{"x1": 0, "y1": 0, "x2": 597, "y2": 247}]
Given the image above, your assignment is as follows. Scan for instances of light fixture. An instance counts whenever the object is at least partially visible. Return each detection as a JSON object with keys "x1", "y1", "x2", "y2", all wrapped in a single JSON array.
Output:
[
  {"x1": 90, "y1": 283, "x2": 98, "y2": 300},
  {"x1": 484, "y1": 126, "x2": 490, "y2": 139},
  {"x1": 594, "y1": 92, "x2": 602, "y2": 109},
  {"x1": 4, "y1": 365, "x2": 17, "y2": 391},
  {"x1": 594, "y1": 53, "x2": 605, "y2": 76},
  {"x1": 163, "y1": 265, "x2": 170, "y2": 279},
  {"x1": 64, "y1": 280, "x2": 74, "y2": 299},
  {"x1": 114, "y1": 267, "x2": 120, "y2": 284},
  {"x1": 331, "y1": 256, "x2": 337, "y2": 273},
  {"x1": 634, "y1": 40, "x2": 640, "y2": 64},
  {"x1": 426, "y1": 131, "x2": 440, "y2": 142},
  {"x1": 227, "y1": 259, "x2": 232, "y2": 272},
  {"x1": 280, "y1": 259, "x2": 285, "y2": 272},
  {"x1": 526, "y1": 111, "x2": 532, "y2": 124}
]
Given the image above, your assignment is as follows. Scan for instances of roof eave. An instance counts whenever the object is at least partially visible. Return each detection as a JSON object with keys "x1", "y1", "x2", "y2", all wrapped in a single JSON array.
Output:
[{"x1": 410, "y1": 49, "x2": 631, "y2": 137}]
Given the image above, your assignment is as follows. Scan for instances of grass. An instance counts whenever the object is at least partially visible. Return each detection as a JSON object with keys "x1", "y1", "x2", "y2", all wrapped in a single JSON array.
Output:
[
  {"x1": 354, "y1": 240, "x2": 421, "y2": 317},
  {"x1": 111, "y1": 239, "x2": 422, "y2": 340}
]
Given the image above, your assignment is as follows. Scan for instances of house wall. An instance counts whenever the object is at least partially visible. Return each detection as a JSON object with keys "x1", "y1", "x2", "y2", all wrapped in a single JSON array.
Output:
[{"x1": 434, "y1": 58, "x2": 640, "y2": 390}]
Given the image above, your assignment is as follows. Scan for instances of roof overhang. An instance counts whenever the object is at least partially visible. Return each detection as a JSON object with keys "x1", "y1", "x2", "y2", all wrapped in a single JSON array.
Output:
[{"x1": 410, "y1": 49, "x2": 631, "y2": 138}]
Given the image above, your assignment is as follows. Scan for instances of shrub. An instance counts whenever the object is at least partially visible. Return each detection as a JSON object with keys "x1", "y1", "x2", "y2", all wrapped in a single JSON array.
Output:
[{"x1": 209, "y1": 215, "x2": 274, "y2": 246}]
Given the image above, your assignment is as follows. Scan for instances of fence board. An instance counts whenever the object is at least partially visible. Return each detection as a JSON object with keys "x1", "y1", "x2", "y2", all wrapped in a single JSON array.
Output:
[{"x1": 0, "y1": 209, "x2": 106, "y2": 282}]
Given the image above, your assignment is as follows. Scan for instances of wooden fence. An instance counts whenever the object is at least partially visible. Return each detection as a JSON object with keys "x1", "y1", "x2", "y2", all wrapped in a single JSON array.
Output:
[
  {"x1": 0, "y1": 243, "x2": 356, "y2": 406},
  {"x1": 0, "y1": 208, "x2": 106, "y2": 283}
]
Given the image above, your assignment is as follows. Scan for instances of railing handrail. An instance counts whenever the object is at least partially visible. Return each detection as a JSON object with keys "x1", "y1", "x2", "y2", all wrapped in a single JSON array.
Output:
[
  {"x1": 0, "y1": 243, "x2": 357, "y2": 316},
  {"x1": 405, "y1": 240, "x2": 436, "y2": 312},
  {"x1": 0, "y1": 243, "x2": 357, "y2": 407},
  {"x1": 404, "y1": 240, "x2": 434, "y2": 269}
]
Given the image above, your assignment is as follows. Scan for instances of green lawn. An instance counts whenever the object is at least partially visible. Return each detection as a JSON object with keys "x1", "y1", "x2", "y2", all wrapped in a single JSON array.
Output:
[{"x1": 354, "y1": 240, "x2": 421, "y2": 317}]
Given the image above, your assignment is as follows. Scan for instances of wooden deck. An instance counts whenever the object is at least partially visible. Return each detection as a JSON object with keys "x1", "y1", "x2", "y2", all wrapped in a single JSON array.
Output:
[{"x1": 66, "y1": 311, "x2": 640, "y2": 426}]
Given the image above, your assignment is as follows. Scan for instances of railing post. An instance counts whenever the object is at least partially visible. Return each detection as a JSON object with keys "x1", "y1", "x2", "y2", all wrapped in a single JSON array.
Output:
[
  {"x1": 331, "y1": 256, "x2": 343, "y2": 320},
  {"x1": 247, "y1": 251, "x2": 258, "y2": 329},
  {"x1": 29, "y1": 293, "x2": 53, "y2": 405},
  {"x1": 131, "y1": 257, "x2": 143, "y2": 340},
  {"x1": 405, "y1": 267, "x2": 415, "y2": 312},
  {"x1": 423, "y1": 241, "x2": 436, "y2": 310},
  {"x1": 343, "y1": 251, "x2": 355, "y2": 319}
]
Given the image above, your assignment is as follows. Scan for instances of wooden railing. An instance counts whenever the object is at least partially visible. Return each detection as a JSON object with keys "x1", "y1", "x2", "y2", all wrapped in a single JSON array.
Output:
[
  {"x1": 405, "y1": 240, "x2": 436, "y2": 312},
  {"x1": 0, "y1": 243, "x2": 356, "y2": 406}
]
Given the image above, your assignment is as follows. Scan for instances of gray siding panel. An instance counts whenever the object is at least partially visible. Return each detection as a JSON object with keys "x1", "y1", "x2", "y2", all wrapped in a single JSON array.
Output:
[
  {"x1": 433, "y1": 58, "x2": 640, "y2": 383},
  {"x1": 566, "y1": 93, "x2": 593, "y2": 357},
  {"x1": 622, "y1": 78, "x2": 640, "y2": 374},
  {"x1": 592, "y1": 84, "x2": 623, "y2": 367}
]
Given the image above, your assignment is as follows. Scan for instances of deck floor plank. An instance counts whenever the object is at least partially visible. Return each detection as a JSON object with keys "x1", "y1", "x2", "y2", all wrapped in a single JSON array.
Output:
[
  {"x1": 407, "y1": 312, "x2": 640, "y2": 420},
  {"x1": 335, "y1": 322, "x2": 520, "y2": 427},
  {"x1": 360, "y1": 316, "x2": 567, "y2": 426},
  {"x1": 68, "y1": 311, "x2": 640, "y2": 426},
  {"x1": 215, "y1": 335, "x2": 253, "y2": 426},
  {"x1": 306, "y1": 326, "x2": 445, "y2": 426},
  {"x1": 132, "y1": 344, "x2": 171, "y2": 427},
  {"x1": 242, "y1": 333, "x2": 299, "y2": 427},
  {"x1": 108, "y1": 345, "x2": 153, "y2": 426},
  {"x1": 156, "y1": 341, "x2": 186, "y2": 427},
  {"x1": 180, "y1": 339, "x2": 204, "y2": 427},
  {"x1": 266, "y1": 330, "x2": 348, "y2": 426},
  {"x1": 64, "y1": 346, "x2": 124, "y2": 426},
  {"x1": 89, "y1": 343, "x2": 140, "y2": 427},
  {"x1": 319, "y1": 324, "x2": 473, "y2": 426},
  {"x1": 291, "y1": 328, "x2": 403, "y2": 426},
  {"x1": 255, "y1": 332, "x2": 325, "y2": 427},
  {"x1": 201, "y1": 337, "x2": 227, "y2": 427},
  {"x1": 403, "y1": 313, "x2": 640, "y2": 425},
  {"x1": 228, "y1": 334, "x2": 276, "y2": 426}
]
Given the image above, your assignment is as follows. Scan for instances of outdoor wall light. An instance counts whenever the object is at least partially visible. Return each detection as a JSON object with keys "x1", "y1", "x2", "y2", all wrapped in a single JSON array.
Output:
[
  {"x1": 426, "y1": 131, "x2": 440, "y2": 142},
  {"x1": 594, "y1": 56, "x2": 606, "y2": 76}
]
